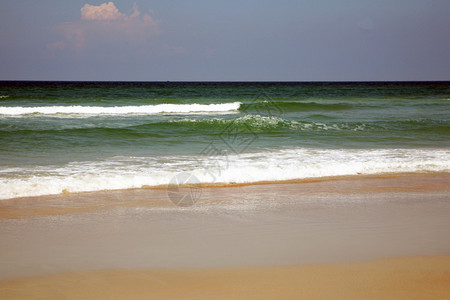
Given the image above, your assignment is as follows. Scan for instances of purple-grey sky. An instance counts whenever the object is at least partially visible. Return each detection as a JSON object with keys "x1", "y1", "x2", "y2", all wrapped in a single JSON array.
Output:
[{"x1": 1, "y1": 0, "x2": 449, "y2": 81}]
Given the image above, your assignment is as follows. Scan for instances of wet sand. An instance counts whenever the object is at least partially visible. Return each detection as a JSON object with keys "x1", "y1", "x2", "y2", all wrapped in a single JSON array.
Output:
[
  {"x1": 0, "y1": 173, "x2": 449, "y2": 298},
  {"x1": 1, "y1": 172, "x2": 448, "y2": 219}
]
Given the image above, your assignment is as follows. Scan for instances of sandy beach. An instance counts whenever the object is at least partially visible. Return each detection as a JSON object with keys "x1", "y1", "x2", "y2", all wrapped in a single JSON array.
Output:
[
  {"x1": 1, "y1": 173, "x2": 449, "y2": 299},
  {"x1": 1, "y1": 255, "x2": 449, "y2": 299}
]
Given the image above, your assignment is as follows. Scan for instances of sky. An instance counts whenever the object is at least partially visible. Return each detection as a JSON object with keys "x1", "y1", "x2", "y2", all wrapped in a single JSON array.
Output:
[{"x1": 1, "y1": 0, "x2": 449, "y2": 81}]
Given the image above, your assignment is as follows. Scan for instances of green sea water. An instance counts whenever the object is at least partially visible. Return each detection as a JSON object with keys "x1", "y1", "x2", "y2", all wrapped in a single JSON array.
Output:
[{"x1": 0, "y1": 81, "x2": 449, "y2": 199}]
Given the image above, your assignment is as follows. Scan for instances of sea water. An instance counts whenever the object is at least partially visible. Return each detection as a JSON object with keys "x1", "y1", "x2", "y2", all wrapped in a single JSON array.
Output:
[{"x1": 0, "y1": 81, "x2": 449, "y2": 199}]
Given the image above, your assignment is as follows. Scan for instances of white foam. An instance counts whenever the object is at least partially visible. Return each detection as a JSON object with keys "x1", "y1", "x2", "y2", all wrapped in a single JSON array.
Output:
[
  {"x1": 0, "y1": 102, "x2": 241, "y2": 116},
  {"x1": 0, "y1": 148, "x2": 449, "y2": 200},
  {"x1": 207, "y1": 148, "x2": 450, "y2": 183},
  {"x1": 170, "y1": 116, "x2": 368, "y2": 131}
]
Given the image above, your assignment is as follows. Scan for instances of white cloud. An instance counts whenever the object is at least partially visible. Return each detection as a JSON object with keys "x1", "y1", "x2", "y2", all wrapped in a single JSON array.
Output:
[
  {"x1": 49, "y1": 2, "x2": 159, "y2": 52},
  {"x1": 81, "y1": 2, "x2": 126, "y2": 21}
]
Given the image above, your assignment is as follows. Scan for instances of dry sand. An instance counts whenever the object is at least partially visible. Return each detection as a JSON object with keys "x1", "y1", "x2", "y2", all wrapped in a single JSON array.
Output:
[{"x1": 1, "y1": 255, "x2": 449, "y2": 299}]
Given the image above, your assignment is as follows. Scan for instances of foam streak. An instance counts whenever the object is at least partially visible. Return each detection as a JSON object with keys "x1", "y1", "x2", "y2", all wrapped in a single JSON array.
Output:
[{"x1": 0, "y1": 102, "x2": 241, "y2": 116}]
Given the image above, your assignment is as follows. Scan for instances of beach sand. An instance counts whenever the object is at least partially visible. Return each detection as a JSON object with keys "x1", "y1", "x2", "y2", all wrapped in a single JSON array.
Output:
[
  {"x1": 0, "y1": 173, "x2": 449, "y2": 299},
  {"x1": 1, "y1": 255, "x2": 449, "y2": 300}
]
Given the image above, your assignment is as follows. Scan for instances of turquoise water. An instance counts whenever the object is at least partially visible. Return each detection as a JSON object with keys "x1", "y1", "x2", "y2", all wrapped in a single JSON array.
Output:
[{"x1": 0, "y1": 81, "x2": 449, "y2": 199}]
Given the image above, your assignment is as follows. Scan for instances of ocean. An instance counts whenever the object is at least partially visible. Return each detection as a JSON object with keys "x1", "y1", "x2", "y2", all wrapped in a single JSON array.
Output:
[{"x1": 0, "y1": 81, "x2": 449, "y2": 200}]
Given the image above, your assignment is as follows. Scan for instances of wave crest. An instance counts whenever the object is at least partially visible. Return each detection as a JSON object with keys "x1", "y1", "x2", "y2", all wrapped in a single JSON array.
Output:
[{"x1": 0, "y1": 102, "x2": 241, "y2": 116}]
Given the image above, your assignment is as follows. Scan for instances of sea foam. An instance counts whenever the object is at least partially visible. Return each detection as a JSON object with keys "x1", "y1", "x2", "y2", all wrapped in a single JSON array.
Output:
[
  {"x1": 0, "y1": 148, "x2": 448, "y2": 200},
  {"x1": 0, "y1": 102, "x2": 241, "y2": 116}
]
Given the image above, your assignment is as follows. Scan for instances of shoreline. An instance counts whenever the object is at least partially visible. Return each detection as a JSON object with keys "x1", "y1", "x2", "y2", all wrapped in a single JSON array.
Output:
[
  {"x1": 1, "y1": 171, "x2": 449, "y2": 219},
  {"x1": 1, "y1": 254, "x2": 449, "y2": 299}
]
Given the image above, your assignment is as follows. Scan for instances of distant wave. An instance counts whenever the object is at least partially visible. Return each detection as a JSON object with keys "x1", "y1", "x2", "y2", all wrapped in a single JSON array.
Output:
[
  {"x1": 162, "y1": 116, "x2": 449, "y2": 134},
  {"x1": 240, "y1": 99, "x2": 450, "y2": 113},
  {"x1": 0, "y1": 102, "x2": 241, "y2": 116},
  {"x1": 2, "y1": 115, "x2": 448, "y2": 135},
  {"x1": 167, "y1": 116, "x2": 369, "y2": 132},
  {"x1": 240, "y1": 101, "x2": 360, "y2": 113}
]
